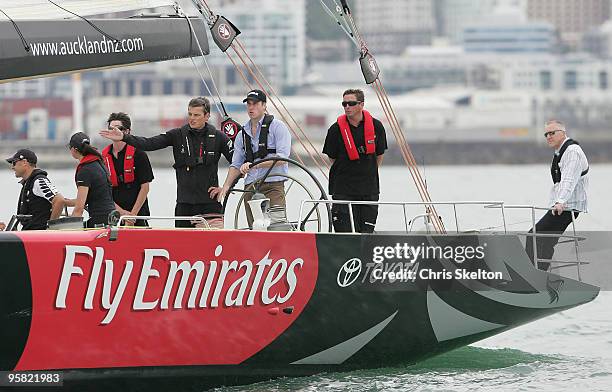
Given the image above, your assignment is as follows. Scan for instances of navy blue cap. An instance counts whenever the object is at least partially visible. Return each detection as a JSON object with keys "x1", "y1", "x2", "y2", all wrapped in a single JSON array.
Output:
[
  {"x1": 243, "y1": 89, "x2": 267, "y2": 103},
  {"x1": 6, "y1": 149, "x2": 37, "y2": 164}
]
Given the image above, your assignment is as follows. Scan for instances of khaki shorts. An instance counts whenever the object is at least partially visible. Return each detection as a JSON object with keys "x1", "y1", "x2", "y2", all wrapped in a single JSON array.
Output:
[{"x1": 243, "y1": 181, "x2": 286, "y2": 227}]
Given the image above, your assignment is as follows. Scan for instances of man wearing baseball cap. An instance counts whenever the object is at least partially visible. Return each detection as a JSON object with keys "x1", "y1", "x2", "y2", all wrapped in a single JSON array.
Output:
[
  {"x1": 210, "y1": 89, "x2": 292, "y2": 227},
  {"x1": 0, "y1": 149, "x2": 64, "y2": 231}
]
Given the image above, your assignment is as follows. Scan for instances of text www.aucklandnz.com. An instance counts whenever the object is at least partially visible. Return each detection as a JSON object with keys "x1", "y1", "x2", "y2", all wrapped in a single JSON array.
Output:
[{"x1": 30, "y1": 35, "x2": 145, "y2": 57}]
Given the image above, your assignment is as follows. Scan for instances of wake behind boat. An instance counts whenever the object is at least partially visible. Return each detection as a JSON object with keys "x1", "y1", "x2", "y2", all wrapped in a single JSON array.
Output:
[{"x1": 0, "y1": 1, "x2": 600, "y2": 390}]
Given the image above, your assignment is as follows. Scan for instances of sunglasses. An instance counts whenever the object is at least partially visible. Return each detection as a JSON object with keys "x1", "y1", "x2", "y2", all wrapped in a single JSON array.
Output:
[
  {"x1": 342, "y1": 101, "x2": 362, "y2": 107},
  {"x1": 109, "y1": 125, "x2": 127, "y2": 132},
  {"x1": 544, "y1": 130, "x2": 562, "y2": 138}
]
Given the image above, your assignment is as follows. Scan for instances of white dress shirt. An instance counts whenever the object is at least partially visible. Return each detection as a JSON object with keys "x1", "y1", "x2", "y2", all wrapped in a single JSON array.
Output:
[{"x1": 548, "y1": 138, "x2": 589, "y2": 212}]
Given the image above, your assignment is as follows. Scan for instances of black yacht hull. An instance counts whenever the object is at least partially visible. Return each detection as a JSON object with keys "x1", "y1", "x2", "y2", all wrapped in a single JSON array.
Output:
[{"x1": 0, "y1": 229, "x2": 599, "y2": 390}]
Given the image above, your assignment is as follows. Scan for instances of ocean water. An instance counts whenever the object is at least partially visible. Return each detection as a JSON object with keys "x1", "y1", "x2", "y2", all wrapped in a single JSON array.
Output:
[{"x1": 0, "y1": 164, "x2": 610, "y2": 391}]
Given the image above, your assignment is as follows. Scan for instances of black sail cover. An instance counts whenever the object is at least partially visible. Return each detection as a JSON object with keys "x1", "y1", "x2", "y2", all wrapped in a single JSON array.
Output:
[{"x1": 0, "y1": 17, "x2": 209, "y2": 82}]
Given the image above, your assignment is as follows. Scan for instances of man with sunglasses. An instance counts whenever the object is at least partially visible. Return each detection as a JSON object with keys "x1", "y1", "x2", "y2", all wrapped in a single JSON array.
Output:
[
  {"x1": 322, "y1": 88, "x2": 387, "y2": 233},
  {"x1": 0, "y1": 149, "x2": 64, "y2": 231},
  {"x1": 101, "y1": 112, "x2": 154, "y2": 226},
  {"x1": 526, "y1": 119, "x2": 589, "y2": 270}
]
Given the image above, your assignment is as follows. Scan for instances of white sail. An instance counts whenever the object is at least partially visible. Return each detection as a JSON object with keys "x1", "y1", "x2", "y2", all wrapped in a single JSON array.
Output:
[{"x1": 0, "y1": 0, "x2": 175, "y2": 20}]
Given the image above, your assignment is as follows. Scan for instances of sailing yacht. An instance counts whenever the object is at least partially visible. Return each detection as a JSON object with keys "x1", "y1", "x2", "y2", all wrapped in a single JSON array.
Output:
[{"x1": 0, "y1": 1, "x2": 599, "y2": 390}]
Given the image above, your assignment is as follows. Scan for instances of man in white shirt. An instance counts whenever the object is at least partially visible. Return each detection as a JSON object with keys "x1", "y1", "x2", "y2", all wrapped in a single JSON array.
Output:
[{"x1": 526, "y1": 119, "x2": 589, "y2": 270}]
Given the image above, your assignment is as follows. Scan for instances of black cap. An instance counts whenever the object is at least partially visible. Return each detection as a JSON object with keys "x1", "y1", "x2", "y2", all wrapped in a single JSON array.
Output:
[
  {"x1": 6, "y1": 149, "x2": 37, "y2": 165},
  {"x1": 68, "y1": 132, "x2": 91, "y2": 150},
  {"x1": 243, "y1": 89, "x2": 266, "y2": 103}
]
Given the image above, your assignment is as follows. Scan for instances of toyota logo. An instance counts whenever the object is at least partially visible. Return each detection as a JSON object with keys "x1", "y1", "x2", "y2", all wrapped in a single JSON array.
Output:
[
  {"x1": 218, "y1": 23, "x2": 231, "y2": 40},
  {"x1": 337, "y1": 258, "x2": 362, "y2": 287}
]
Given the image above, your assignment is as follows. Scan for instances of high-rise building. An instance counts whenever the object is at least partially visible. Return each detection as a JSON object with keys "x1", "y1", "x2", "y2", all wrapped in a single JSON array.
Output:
[
  {"x1": 353, "y1": 0, "x2": 435, "y2": 54},
  {"x1": 463, "y1": 8, "x2": 556, "y2": 53},
  {"x1": 204, "y1": 0, "x2": 306, "y2": 94},
  {"x1": 437, "y1": 0, "x2": 527, "y2": 43},
  {"x1": 527, "y1": 0, "x2": 610, "y2": 50}
]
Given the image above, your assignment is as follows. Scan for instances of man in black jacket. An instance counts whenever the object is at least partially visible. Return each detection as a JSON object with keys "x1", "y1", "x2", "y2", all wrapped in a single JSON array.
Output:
[
  {"x1": 99, "y1": 97, "x2": 233, "y2": 227},
  {"x1": 0, "y1": 149, "x2": 65, "y2": 231}
]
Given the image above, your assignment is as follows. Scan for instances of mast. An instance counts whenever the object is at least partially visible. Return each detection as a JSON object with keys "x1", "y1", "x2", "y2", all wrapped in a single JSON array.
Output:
[{"x1": 72, "y1": 74, "x2": 84, "y2": 132}]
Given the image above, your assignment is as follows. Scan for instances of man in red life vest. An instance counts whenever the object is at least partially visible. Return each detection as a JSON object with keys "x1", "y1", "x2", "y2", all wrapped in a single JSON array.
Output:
[
  {"x1": 101, "y1": 112, "x2": 154, "y2": 226},
  {"x1": 323, "y1": 89, "x2": 388, "y2": 233}
]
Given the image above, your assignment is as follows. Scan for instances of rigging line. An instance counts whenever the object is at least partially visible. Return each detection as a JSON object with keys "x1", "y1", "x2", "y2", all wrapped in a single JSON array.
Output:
[
  {"x1": 234, "y1": 39, "x2": 330, "y2": 171},
  {"x1": 225, "y1": 50, "x2": 254, "y2": 90},
  {"x1": 197, "y1": 0, "x2": 327, "y2": 176},
  {"x1": 190, "y1": 0, "x2": 215, "y2": 25},
  {"x1": 226, "y1": 49, "x2": 313, "y2": 171},
  {"x1": 372, "y1": 82, "x2": 444, "y2": 233},
  {"x1": 345, "y1": 3, "x2": 444, "y2": 232},
  {"x1": 331, "y1": 0, "x2": 357, "y2": 34},
  {"x1": 229, "y1": 44, "x2": 311, "y2": 169},
  {"x1": 232, "y1": 41, "x2": 330, "y2": 173},
  {"x1": 47, "y1": 0, "x2": 120, "y2": 43},
  {"x1": 232, "y1": 44, "x2": 316, "y2": 172},
  {"x1": 182, "y1": 12, "x2": 227, "y2": 116},
  {"x1": 234, "y1": 44, "x2": 329, "y2": 178},
  {"x1": 183, "y1": 19, "x2": 223, "y2": 116},
  {"x1": 0, "y1": 8, "x2": 30, "y2": 52},
  {"x1": 318, "y1": 0, "x2": 358, "y2": 47},
  {"x1": 229, "y1": 43, "x2": 325, "y2": 175}
]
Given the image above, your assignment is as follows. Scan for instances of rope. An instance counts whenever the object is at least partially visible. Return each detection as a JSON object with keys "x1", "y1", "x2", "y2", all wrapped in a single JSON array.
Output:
[
  {"x1": 47, "y1": 0, "x2": 119, "y2": 43},
  {"x1": 234, "y1": 39, "x2": 331, "y2": 171},
  {"x1": 193, "y1": 0, "x2": 329, "y2": 177},
  {"x1": 0, "y1": 8, "x2": 30, "y2": 52},
  {"x1": 324, "y1": 1, "x2": 446, "y2": 233}
]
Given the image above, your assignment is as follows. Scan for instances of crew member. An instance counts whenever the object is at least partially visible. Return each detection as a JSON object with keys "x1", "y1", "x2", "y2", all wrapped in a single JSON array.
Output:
[
  {"x1": 0, "y1": 149, "x2": 64, "y2": 231},
  {"x1": 102, "y1": 112, "x2": 154, "y2": 226},
  {"x1": 210, "y1": 89, "x2": 292, "y2": 227},
  {"x1": 322, "y1": 88, "x2": 387, "y2": 233},
  {"x1": 526, "y1": 119, "x2": 589, "y2": 270},
  {"x1": 64, "y1": 132, "x2": 115, "y2": 228},
  {"x1": 100, "y1": 97, "x2": 232, "y2": 228}
]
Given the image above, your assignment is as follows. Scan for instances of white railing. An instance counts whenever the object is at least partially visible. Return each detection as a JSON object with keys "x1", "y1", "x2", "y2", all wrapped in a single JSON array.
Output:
[{"x1": 299, "y1": 199, "x2": 586, "y2": 279}]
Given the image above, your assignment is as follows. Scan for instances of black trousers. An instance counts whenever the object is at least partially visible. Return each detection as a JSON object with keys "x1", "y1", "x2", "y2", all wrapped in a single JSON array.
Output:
[
  {"x1": 86, "y1": 215, "x2": 109, "y2": 228},
  {"x1": 331, "y1": 194, "x2": 379, "y2": 233},
  {"x1": 525, "y1": 210, "x2": 579, "y2": 270},
  {"x1": 174, "y1": 202, "x2": 222, "y2": 228}
]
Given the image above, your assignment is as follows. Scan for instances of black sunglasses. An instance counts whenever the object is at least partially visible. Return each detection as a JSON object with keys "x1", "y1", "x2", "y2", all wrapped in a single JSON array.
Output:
[
  {"x1": 544, "y1": 130, "x2": 562, "y2": 138},
  {"x1": 342, "y1": 101, "x2": 362, "y2": 107},
  {"x1": 108, "y1": 125, "x2": 127, "y2": 132}
]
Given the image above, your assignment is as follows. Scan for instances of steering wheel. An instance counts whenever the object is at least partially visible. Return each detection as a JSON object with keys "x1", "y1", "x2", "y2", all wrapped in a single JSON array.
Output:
[{"x1": 221, "y1": 157, "x2": 332, "y2": 232}]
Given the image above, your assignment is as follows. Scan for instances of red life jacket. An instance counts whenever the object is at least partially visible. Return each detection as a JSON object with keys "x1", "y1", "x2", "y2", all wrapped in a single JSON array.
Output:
[
  {"x1": 336, "y1": 110, "x2": 376, "y2": 161},
  {"x1": 102, "y1": 144, "x2": 136, "y2": 187},
  {"x1": 75, "y1": 154, "x2": 103, "y2": 183}
]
